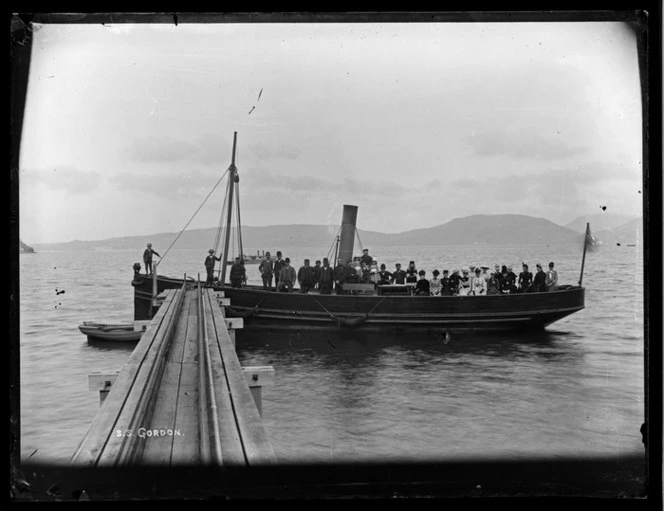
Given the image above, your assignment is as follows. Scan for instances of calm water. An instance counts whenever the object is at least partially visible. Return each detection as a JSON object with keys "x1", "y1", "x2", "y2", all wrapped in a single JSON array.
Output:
[{"x1": 18, "y1": 243, "x2": 644, "y2": 465}]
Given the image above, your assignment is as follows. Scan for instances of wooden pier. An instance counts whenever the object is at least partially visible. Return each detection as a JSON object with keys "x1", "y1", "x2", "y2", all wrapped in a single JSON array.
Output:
[{"x1": 71, "y1": 281, "x2": 276, "y2": 467}]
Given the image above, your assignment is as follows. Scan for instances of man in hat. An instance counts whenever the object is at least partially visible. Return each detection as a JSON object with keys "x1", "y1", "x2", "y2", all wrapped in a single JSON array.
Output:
[
  {"x1": 229, "y1": 256, "x2": 246, "y2": 288},
  {"x1": 143, "y1": 242, "x2": 161, "y2": 275},
  {"x1": 258, "y1": 251, "x2": 274, "y2": 290},
  {"x1": 318, "y1": 257, "x2": 334, "y2": 295},
  {"x1": 377, "y1": 263, "x2": 393, "y2": 285},
  {"x1": 360, "y1": 248, "x2": 373, "y2": 267},
  {"x1": 272, "y1": 251, "x2": 285, "y2": 291},
  {"x1": 297, "y1": 259, "x2": 314, "y2": 294},
  {"x1": 277, "y1": 257, "x2": 296, "y2": 293},
  {"x1": 334, "y1": 259, "x2": 349, "y2": 294},
  {"x1": 312, "y1": 260, "x2": 322, "y2": 289},
  {"x1": 205, "y1": 249, "x2": 221, "y2": 286}
]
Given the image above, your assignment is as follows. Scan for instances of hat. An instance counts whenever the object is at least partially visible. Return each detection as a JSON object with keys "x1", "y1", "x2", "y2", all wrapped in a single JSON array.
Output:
[
  {"x1": 208, "y1": 249, "x2": 215, "y2": 253},
  {"x1": 433, "y1": 269, "x2": 440, "y2": 276},
  {"x1": 462, "y1": 267, "x2": 469, "y2": 273},
  {"x1": 363, "y1": 248, "x2": 369, "y2": 252},
  {"x1": 395, "y1": 263, "x2": 401, "y2": 267},
  {"x1": 494, "y1": 264, "x2": 500, "y2": 270},
  {"x1": 475, "y1": 267, "x2": 482, "y2": 273},
  {"x1": 380, "y1": 264, "x2": 386, "y2": 269},
  {"x1": 549, "y1": 261, "x2": 555, "y2": 267},
  {"x1": 285, "y1": 257, "x2": 290, "y2": 263},
  {"x1": 481, "y1": 265, "x2": 489, "y2": 270},
  {"x1": 442, "y1": 269, "x2": 449, "y2": 274},
  {"x1": 507, "y1": 265, "x2": 512, "y2": 271},
  {"x1": 536, "y1": 263, "x2": 542, "y2": 268},
  {"x1": 277, "y1": 251, "x2": 282, "y2": 256},
  {"x1": 266, "y1": 251, "x2": 271, "y2": 256}
]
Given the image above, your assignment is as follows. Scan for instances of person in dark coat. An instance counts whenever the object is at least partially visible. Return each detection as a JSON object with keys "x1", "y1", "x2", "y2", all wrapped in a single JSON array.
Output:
[
  {"x1": 486, "y1": 271, "x2": 500, "y2": 295},
  {"x1": 405, "y1": 261, "x2": 418, "y2": 284},
  {"x1": 518, "y1": 263, "x2": 533, "y2": 293},
  {"x1": 448, "y1": 269, "x2": 461, "y2": 295},
  {"x1": 312, "y1": 260, "x2": 322, "y2": 289},
  {"x1": 360, "y1": 248, "x2": 373, "y2": 267},
  {"x1": 297, "y1": 259, "x2": 314, "y2": 294},
  {"x1": 258, "y1": 251, "x2": 273, "y2": 290},
  {"x1": 531, "y1": 263, "x2": 547, "y2": 292},
  {"x1": 506, "y1": 265, "x2": 518, "y2": 293},
  {"x1": 318, "y1": 258, "x2": 334, "y2": 295},
  {"x1": 391, "y1": 263, "x2": 406, "y2": 284},
  {"x1": 440, "y1": 270, "x2": 452, "y2": 296},
  {"x1": 272, "y1": 251, "x2": 284, "y2": 291},
  {"x1": 334, "y1": 260, "x2": 348, "y2": 294},
  {"x1": 205, "y1": 249, "x2": 221, "y2": 286},
  {"x1": 377, "y1": 264, "x2": 393, "y2": 285},
  {"x1": 277, "y1": 257, "x2": 296, "y2": 292},
  {"x1": 414, "y1": 270, "x2": 431, "y2": 295},
  {"x1": 229, "y1": 257, "x2": 246, "y2": 288},
  {"x1": 143, "y1": 243, "x2": 161, "y2": 275}
]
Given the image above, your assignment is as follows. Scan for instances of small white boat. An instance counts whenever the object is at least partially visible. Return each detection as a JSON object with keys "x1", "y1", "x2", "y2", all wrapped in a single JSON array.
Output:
[{"x1": 78, "y1": 321, "x2": 148, "y2": 342}]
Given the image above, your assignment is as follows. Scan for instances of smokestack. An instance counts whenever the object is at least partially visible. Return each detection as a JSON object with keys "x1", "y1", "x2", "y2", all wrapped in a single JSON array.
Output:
[{"x1": 337, "y1": 205, "x2": 358, "y2": 265}]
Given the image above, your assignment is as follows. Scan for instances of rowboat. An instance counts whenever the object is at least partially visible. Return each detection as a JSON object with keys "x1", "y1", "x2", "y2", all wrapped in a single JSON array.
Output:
[
  {"x1": 78, "y1": 321, "x2": 147, "y2": 342},
  {"x1": 132, "y1": 132, "x2": 589, "y2": 333}
]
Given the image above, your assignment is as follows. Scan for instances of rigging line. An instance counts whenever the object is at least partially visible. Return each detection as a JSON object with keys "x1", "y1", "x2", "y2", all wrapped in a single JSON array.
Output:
[
  {"x1": 355, "y1": 227, "x2": 364, "y2": 253},
  {"x1": 160, "y1": 169, "x2": 230, "y2": 262},
  {"x1": 326, "y1": 226, "x2": 342, "y2": 261}
]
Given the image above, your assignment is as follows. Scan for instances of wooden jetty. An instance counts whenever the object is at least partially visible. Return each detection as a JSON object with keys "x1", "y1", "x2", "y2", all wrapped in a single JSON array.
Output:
[{"x1": 71, "y1": 280, "x2": 276, "y2": 467}]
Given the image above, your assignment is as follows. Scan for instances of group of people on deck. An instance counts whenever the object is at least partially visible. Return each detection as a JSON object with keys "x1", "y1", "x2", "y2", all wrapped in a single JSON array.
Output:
[
  {"x1": 404, "y1": 261, "x2": 559, "y2": 296},
  {"x1": 252, "y1": 248, "x2": 560, "y2": 296},
  {"x1": 145, "y1": 242, "x2": 560, "y2": 295}
]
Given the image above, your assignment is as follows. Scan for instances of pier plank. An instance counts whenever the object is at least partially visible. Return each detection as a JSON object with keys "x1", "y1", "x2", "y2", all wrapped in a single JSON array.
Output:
[
  {"x1": 170, "y1": 291, "x2": 201, "y2": 465},
  {"x1": 141, "y1": 291, "x2": 192, "y2": 465},
  {"x1": 205, "y1": 290, "x2": 277, "y2": 465},
  {"x1": 202, "y1": 293, "x2": 245, "y2": 466}
]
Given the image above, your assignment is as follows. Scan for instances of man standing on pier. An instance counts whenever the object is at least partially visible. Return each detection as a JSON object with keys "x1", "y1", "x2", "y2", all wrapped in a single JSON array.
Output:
[
  {"x1": 143, "y1": 243, "x2": 161, "y2": 275},
  {"x1": 205, "y1": 249, "x2": 221, "y2": 287}
]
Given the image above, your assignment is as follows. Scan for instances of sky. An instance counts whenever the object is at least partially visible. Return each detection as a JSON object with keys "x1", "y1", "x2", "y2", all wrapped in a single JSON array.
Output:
[{"x1": 17, "y1": 19, "x2": 644, "y2": 244}]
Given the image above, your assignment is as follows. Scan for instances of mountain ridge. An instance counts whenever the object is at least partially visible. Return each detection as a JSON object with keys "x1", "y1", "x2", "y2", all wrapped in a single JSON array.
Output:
[{"x1": 25, "y1": 213, "x2": 641, "y2": 252}]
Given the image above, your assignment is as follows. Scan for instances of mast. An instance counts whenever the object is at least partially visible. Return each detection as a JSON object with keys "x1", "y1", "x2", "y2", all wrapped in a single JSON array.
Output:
[
  {"x1": 578, "y1": 222, "x2": 590, "y2": 287},
  {"x1": 219, "y1": 131, "x2": 238, "y2": 285},
  {"x1": 337, "y1": 205, "x2": 358, "y2": 265}
]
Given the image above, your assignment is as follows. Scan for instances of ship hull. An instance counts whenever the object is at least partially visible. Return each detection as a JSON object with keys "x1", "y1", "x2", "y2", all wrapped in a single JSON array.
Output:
[{"x1": 133, "y1": 276, "x2": 584, "y2": 333}]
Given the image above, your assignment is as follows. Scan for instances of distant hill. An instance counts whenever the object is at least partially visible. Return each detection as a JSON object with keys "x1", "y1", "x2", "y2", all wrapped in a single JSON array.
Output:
[
  {"x1": 565, "y1": 213, "x2": 639, "y2": 233},
  {"x1": 30, "y1": 214, "x2": 585, "y2": 252},
  {"x1": 19, "y1": 239, "x2": 35, "y2": 253},
  {"x1": 593, "y1": 218, "x2": 643, "y2": 246}
]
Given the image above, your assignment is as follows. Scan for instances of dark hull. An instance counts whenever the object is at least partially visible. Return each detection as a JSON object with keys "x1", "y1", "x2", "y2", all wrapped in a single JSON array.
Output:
[{"x1": 133, "y1": 275, "x2": 585, "y2": 333}]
